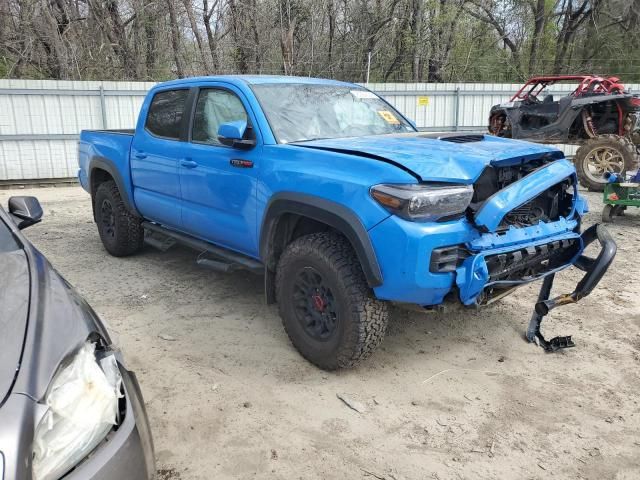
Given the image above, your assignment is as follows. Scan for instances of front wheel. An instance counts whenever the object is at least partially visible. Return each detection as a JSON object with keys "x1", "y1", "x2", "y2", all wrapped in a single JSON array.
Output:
[
  {"x1": 276, "y1": 232, "x2": 389, "y2": 370},
  {"x1": 94, "y1": 180, "x2": 144, "y2": 257}
]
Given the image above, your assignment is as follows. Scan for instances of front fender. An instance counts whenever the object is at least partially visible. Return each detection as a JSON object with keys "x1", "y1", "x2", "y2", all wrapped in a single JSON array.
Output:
[{"x1": 260, "y1": 192, "x2": 383, "y2": 288}]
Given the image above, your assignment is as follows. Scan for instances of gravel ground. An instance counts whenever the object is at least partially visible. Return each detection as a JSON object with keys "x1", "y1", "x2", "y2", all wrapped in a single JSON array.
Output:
[{"x1": 2, "y1": 185, "x2": 639, "y2": 480}]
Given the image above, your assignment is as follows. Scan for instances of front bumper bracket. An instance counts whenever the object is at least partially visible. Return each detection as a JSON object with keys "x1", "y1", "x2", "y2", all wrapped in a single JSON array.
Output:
[{"x1": 526, "y1": 224, "x2": 616, "y2": 352}]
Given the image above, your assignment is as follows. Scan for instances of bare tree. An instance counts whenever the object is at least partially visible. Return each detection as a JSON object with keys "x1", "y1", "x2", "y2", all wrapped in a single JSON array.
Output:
[
  {"x1": 183, "y1": 0, "x2": 212, "y2": 73},
  {"x1": 465, "y1": 0, "x2": 524, "y2": 76},
  {"x1": 553, "y1": 0, "x2": 600, "y2": 74},
  {"x1": 203, "y1": 0, "x2": 225, "y2": 72},
  {"x1": 1, "y1": 0, "x2": 638, "y2": 83},
  {"x1": 166, "y1": 0, "x2": 185, "y2": 77},
  {"x1": 528, "y1": 0, "x2": 548, "y2": 74}
]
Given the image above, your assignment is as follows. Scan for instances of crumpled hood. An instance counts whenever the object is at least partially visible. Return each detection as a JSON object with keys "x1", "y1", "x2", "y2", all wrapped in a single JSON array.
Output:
[{"x1": 293, "y1": 133, "x2": 564, "y2": 183}]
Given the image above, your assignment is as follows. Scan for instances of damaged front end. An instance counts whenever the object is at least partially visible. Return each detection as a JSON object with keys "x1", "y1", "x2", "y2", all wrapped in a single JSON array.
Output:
[
  {"x1": 366, "y1": 138, "x2": 616, "y2": 352},
  {"x1": 455, "y1": 157, "x2": 582, "y2": 306},
  {"x1": 449, "y1": 156, "x2": 615, "y2": 350}
]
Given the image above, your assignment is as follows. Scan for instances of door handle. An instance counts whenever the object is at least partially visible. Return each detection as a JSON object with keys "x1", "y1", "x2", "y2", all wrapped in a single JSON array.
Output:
[
  {"x1": 180, "y1": 159, "x2": 198, "y2": 169},
  {"x1": 134, "y1": 151, "x2": 147, "y2": 159}
]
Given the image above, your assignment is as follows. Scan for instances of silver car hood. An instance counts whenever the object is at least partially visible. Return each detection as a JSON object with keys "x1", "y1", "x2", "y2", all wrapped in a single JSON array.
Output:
[{"x1": 0, "y1": 250, "x2": 29, "y2": 406}]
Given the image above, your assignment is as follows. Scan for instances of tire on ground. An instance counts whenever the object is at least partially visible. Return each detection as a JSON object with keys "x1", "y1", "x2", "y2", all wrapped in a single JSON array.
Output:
[
  {"x1": 575, "y1": 135, "x2": 637, "y2": 192},
  {"x1": 602, "y1": 204, "x2": 614, "y2": 223},
  {"x1": 275, "y1": 232, "x2": 389, "y2": 370},
  {"x1": 94, "y1": 180, "x2": 144, "y2": 257}
]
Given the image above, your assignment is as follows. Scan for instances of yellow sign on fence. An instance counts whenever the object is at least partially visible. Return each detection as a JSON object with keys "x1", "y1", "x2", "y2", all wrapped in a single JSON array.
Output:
[{"x1": 417, "y1": 96, "x2": 430, "y2": 106}]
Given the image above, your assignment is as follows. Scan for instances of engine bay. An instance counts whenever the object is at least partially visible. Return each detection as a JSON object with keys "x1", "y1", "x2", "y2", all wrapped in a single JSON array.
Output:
[{"x1": 470, "y1": 157, "x2": 575, "y2": 229}]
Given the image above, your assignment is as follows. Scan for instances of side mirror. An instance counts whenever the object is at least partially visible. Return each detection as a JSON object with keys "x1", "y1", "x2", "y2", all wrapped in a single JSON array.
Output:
[
  {"x1": 9, "y1": 196, "x2": 43, "y2": 230},
  {"x1": 217, "y1": 120, "x2": 256, "y2": 149}
]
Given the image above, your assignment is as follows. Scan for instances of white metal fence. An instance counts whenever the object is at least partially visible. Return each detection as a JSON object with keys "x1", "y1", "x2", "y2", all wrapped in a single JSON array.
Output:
[
  {"x1": 0, "y1": 79, "x2": 152, "y2": 181},
  {"x1": 2, "y1": 79, "x2": 639, "y2": 181}
]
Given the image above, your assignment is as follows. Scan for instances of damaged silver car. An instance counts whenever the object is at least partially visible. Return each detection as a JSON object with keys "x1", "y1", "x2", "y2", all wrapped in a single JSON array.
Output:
[{"x1": 0, "y1": 196, "x2": 154, "y2": 480}]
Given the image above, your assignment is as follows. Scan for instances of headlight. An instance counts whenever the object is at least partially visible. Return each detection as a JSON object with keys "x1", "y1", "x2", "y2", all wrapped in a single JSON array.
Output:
[
  {"x1": 32, "y1": 342, "x2": 122, "y2": 480},
  {"x1": 370, "y1": 183, "x2": 474, "y2": 222}
]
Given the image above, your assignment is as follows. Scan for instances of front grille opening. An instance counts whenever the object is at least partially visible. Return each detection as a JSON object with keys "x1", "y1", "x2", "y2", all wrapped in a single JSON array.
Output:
[
  {"x1": 469, "y1": 155, "x2": 574, "y2": 229},
  {"x1": 501, "y1": 178, "x2": 574, "y2": 229},
  {"x1": 485, "y1": 238, "x2": 579, "y2": 283}
]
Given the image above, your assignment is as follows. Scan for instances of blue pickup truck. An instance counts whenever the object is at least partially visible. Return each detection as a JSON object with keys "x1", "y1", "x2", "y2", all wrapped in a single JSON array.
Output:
[{"x1": 78, "y1": 76, "x2": 616, "y2": 370}]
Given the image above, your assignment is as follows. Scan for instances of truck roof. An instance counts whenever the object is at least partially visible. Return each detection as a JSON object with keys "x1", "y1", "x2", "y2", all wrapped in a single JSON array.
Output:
[{"x1": 155, "y1": 75, "x2": 357, "y2": 89}]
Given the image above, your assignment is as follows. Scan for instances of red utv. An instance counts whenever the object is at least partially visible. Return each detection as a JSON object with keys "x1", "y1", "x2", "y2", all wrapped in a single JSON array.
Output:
[{"x1": 488, "y1": 75, "x2": 640, "y2": 190}]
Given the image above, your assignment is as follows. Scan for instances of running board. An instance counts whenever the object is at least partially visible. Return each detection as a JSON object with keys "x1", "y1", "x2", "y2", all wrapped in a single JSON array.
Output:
[{"x1": 142, "y1": 222, "x2": 264, "y2": 274}]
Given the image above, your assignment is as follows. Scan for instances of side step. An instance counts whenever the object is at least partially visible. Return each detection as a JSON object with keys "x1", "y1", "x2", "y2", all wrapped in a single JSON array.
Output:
[{"x1": 142, "y1": 222, "x2": 264, "y2": 274}]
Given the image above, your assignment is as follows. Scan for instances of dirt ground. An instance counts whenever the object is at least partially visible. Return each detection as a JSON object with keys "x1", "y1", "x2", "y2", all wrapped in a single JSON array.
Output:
[{"x1": 2, "y1": 185, "x2": 639, "y2": 480}]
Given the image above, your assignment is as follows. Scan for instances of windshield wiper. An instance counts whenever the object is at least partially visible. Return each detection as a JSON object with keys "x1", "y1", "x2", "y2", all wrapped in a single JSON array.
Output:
[{"x1": 291, "y1": 137, "x2": 331, "y2": 143}]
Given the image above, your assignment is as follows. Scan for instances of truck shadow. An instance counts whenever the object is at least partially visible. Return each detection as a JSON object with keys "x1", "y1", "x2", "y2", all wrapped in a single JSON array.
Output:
[{"x1": 133, "y1": 242, "x2": 534, "y2": 367}]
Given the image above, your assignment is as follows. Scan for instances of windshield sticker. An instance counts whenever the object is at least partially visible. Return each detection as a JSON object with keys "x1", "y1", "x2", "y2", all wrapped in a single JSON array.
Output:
[
  {"x1": 351, "y1": 90, "x2": 378, "y2": 100},
  {"x1": 377, "y1": 110, "x2": 400, "y2": 124}
]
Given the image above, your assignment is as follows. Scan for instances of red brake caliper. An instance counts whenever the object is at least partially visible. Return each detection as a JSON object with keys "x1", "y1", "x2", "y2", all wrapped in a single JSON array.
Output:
[{"x1": 312, "y1": 293, "x2": 325, "y2": 312}]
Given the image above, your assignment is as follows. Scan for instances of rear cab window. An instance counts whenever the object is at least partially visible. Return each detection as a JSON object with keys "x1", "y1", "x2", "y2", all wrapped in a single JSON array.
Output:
[{"x1": 145, "y1": 89, "x2": 190, "y2": 140}]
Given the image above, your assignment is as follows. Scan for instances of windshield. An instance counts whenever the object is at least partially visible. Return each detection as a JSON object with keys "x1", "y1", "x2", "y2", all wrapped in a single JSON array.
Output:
[{"x1": 252, "y1": 84, "x2": 416, "y2": 143}]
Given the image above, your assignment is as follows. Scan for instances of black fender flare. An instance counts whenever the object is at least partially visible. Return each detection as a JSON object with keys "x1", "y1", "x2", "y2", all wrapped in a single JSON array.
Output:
[
  {"x1": 259, "y1": 192, "x2": 383, "y2": 288},
  {"x1": 88, "y1": 157, "x2": 140, "y2": 217}
]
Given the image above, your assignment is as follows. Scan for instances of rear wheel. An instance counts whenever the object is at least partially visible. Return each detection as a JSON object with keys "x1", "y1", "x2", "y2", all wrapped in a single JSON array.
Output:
[
  {"x1": 276, "y1": 232, "x2": 389, "y2": 370},
  {"x1": 94, "y1": 180, "x2": 144, "y2": 256},
  {"x1": 488, "y1": 112, "x2": 511, "y2": 137},
  {"x1": 575, "y1": 135, "x2": 637, "y2": 191}
]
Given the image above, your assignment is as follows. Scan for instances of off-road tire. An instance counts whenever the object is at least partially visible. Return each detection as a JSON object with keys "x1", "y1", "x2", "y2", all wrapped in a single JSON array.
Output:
[
  {"x1": 275, "y1": 232, "x2": 389, "y2": 370},
  {"x1": 575, "y1": 135, "x2": 637, "y2": 191},
  {"x1": 94, "y1": 180, "x2": 144, "y2": 257}
]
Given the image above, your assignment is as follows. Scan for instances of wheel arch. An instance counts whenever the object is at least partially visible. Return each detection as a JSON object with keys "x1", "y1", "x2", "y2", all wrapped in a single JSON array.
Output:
[
  {"x1": 88, "y1": 157, "x2": 140, "y2": 217},
  {"x1": 260, "y1": 193, "x2": 383, "y2": 303}
]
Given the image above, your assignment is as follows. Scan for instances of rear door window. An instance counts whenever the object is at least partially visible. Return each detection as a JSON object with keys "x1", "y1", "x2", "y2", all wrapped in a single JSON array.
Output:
[{"x1": 145, "y1": 89, "x2": 189, "y2": 140}]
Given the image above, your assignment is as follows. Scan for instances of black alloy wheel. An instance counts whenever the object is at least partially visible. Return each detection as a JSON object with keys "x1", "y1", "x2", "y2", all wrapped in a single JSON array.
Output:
[
  {"x1": 100, "y1": 198, "x2": 116, "y2": 240},
  {"x1": 293, "y1": 267, "x2": 339, "y2": 341}
]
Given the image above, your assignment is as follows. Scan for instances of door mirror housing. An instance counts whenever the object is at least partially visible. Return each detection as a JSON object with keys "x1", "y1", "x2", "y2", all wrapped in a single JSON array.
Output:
[
  {"x1": 217, "y1": 121, "x2": 256, "y2": 149},
  {"x1": 8, "y1": 196, "x2": 43, "y2": 230}
]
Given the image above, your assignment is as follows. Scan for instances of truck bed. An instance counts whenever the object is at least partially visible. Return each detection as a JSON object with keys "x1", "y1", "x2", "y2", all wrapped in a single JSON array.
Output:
[{"x1": 77, "y1": 129, "x2": 135, "y2": 194}]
